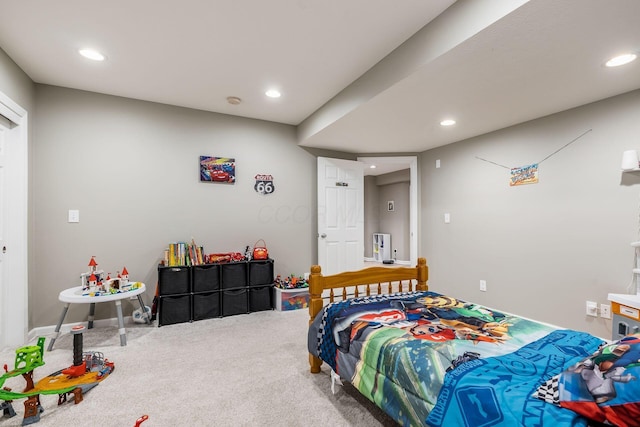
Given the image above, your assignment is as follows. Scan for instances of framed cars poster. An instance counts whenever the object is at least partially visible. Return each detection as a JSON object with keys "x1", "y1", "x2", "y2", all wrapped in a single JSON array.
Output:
[{"x1": 200, "y1": 156, "x2": 235, "y2": 184}]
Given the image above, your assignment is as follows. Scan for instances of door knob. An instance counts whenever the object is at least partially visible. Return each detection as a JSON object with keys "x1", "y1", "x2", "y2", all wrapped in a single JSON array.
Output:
[{"x1": 319, "y1": 233, "x2": 327, "y2": 238}]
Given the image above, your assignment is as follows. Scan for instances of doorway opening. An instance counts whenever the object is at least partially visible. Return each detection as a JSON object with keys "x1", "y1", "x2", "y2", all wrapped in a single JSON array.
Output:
[{"x1": 358, "y1": 156, "x2": 417, "y2": 267}]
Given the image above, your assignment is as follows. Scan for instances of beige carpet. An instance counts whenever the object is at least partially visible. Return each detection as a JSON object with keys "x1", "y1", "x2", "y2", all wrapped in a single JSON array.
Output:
[{"x1": 0, "y1": 308, "x2": 398, "y2": 426}]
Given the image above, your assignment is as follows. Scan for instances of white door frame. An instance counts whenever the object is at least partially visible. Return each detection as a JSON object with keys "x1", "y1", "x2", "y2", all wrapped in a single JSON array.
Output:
[
  {"x1": 0, "y1": 90, "x2": 28, "y2": 348},
  {"x1": 358, "y1": 156, "x2": 418, "y2": 266}
]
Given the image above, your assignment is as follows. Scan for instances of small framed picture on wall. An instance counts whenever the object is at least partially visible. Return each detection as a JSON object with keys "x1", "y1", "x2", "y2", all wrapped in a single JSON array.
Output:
[
  {"x1": 388, "y1": 201, "x2": 395, "y2": 211},
  {"x1": 200, "y1": 156, "x2": 236, "y2": 184}
]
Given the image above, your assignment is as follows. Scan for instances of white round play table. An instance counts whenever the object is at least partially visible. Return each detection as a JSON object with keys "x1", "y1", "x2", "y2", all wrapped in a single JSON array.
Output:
[{"x1": 47, "y1": 283, "x2": 150, "y2": 351}]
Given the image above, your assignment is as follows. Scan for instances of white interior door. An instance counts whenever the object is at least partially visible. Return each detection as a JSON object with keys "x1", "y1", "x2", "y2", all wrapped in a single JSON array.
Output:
[
  {"x1": 0, "y1": 116, "x2": 7, "y2": 347},
  {"x1": 317, "y1": 157, "x2": 364, "y2": 275},
  {"x1": 0, "y1": 92, "x2": 28, "y2": 349}
]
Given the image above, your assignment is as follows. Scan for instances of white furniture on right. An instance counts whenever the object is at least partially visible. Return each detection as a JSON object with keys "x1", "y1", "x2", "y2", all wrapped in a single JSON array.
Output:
[
  {"x1": 607, "y1": 241, "x2": 640, "y2": 339},
  {"x1": 608, "y1": 293, "x2": 640, "y2": 340},
  {"x1": 373, "y1": 233, "x2": 391, "y2": 262}
]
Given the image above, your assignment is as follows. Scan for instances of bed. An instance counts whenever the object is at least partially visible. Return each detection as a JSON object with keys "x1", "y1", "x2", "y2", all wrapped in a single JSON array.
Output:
[{"x1": 307, "y1": 258, "x2": 640, "y2": 427}]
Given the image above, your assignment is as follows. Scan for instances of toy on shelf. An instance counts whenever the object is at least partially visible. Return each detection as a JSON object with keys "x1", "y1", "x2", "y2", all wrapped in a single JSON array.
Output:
[
  {"x1": 0, "y1": 326, "x2": 114, "y2": 425},
  {"x1": 80, "y1": 256, "x2": 139, "y2": 296},
  {"x1": 273, "y1": 274, "x2": 308, "y2": 289}
]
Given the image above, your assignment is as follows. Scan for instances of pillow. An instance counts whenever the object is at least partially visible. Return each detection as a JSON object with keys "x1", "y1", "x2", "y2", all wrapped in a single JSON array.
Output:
[{"x1": 535, "y1": 333, "x2": 640, "y2": 426}]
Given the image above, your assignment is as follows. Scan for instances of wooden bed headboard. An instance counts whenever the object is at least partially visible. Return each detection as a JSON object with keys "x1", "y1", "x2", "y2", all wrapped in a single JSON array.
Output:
[{"x1": 308, "y1": 257, "x2": 428, "y2": 373}]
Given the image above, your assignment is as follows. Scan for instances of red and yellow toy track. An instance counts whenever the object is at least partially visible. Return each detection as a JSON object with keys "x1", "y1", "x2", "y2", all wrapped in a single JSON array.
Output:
[{"x1": 0, "y1": 328, "x2": 115, "y2": 425}]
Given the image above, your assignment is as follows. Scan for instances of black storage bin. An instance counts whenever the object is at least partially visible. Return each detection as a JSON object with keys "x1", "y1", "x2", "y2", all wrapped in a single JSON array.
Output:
[
  {"x1": 249, "y1": 259, "x2": 274, "y2": 287},
  {"x1": 193, "y1": 291, "x2": 221, "y2": 321},
  {"x1": 192, "y1": 264, "x2": 221, "y2": 292},
  {"x1": 158, "y1": 294, "x2": 191, "y2": 326},
  {"x1": 158, "y1": 266, "x2": 191, "y2": 295},
  {"x1": 249, "y1": 286, "x2": 272, "y2": 312},
  {"x1": 222, "y1": 288, "x2": 248, "y2": 316},
  {"x1": 221, "y1": 262, "x2": 248, "y2": 289}
]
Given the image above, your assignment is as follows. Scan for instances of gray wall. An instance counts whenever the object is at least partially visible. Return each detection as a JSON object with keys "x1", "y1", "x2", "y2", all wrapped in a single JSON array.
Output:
[
  {"x1": 420, "y1": 89, "x2": 640, "y2": 338},
  {"x1": 377, "y1": 169, "x2": 410, "y2": 261},
  {"x1": 4, "y1": 43, "x2": 640, "y2": 339},
  {"x1": 378, "y1": 181, "x2": 410, "y2": 261},
  {"x1": 364, "y1": 176, "x2": 379, "y2": 258},
  {"x1": 31, "y1": 85, "x2": 316, "y2": 327},
  {"x1": 0, "y1": 47, "x2": 34, "y2": 112}
]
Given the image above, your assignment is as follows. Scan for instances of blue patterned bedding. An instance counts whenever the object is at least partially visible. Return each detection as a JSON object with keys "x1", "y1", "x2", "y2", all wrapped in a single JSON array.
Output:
[{"x1": 308, "y1": 291, "x2": 604, "y2": 426}]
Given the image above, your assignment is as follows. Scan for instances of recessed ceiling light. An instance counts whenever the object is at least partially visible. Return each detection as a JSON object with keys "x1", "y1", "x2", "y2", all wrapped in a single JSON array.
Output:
[
  {"x1": 605, "y1": 53, "x2": 637, "y2": 67},
  {"x1": 79, "y1": 49, "x2": 105, "y2": 61},
  {"x1": 369, "y1": 165, "x2": 376, "y2": 169},
  {"x1": 265, "y1": 89, "x2": 281, "y2": 98},
  {"x1": 226, "y1": 96, "x2": 242, "y2": 105},
  {"x1": 440, "y1": 119, "x2": 456, "y2": 126}
]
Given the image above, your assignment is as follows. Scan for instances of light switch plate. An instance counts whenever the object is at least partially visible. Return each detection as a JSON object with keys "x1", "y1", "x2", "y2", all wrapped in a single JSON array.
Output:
[
  {"x1": 68, "y1": 209, "x2": 80, "y2": 223},
  {"x1": 586, "y1": 301, "x2": 598, "y2": 317}
]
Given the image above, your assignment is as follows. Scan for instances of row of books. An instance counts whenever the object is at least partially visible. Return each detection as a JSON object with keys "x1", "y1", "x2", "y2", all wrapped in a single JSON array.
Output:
[{"x1": 164, "y1": 239, "x2": 204, "y2": 267}]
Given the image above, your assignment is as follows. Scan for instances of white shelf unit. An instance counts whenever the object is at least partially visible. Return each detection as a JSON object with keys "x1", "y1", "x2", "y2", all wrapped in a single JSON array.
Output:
[{"x1": 373, "y1": 233, "x2": 391, "y2": 262}]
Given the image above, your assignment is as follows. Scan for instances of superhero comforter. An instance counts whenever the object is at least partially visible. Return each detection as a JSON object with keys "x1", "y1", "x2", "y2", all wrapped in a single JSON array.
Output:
[{"x1": 308, "y1": 291, "x2": 605, "y2": 426}]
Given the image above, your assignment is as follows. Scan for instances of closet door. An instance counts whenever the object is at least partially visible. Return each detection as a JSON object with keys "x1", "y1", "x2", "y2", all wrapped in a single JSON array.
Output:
[{"x1": 0, "y1": 93, "x2": 28, "y2": 349}]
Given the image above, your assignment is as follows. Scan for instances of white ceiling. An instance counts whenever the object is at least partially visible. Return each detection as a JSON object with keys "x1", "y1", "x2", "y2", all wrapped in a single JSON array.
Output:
[{"x1": 1, "y1": 0, "x2": 639, "y2": 166}]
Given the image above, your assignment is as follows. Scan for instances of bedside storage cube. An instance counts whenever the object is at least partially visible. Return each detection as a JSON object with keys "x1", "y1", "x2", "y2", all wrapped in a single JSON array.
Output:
[{"x1": 274, "y1": 287, "x2": 310, "y2": 311}]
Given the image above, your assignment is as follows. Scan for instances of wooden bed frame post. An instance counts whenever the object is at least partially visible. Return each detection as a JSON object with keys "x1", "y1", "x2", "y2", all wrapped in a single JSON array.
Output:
[
  {"x1": 308, "y1": 258, "x2": 428, "y2": 374},
  {"x1": 308, "y1": 264, "x2": 324, "y2": 374},
  {"x1": 416, "y1": 257, "x2": 428, "y2": 291}
]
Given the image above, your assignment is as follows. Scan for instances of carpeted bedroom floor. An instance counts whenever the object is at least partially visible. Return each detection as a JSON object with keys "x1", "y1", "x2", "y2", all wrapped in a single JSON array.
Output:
[{"x1": 0, "y1": 308, "x2": 398, "y2": 427}]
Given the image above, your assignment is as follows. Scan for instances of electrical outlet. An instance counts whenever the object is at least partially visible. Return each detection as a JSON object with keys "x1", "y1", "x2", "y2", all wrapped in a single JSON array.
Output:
[
  {"x1": 479, "y1": 280, "x2": 487, "y2": 292},
  {"x1": 586, "y1": 301, "x2": 598, "y2": 317},
  {"x1": 600, "y1": 304, "x2": 611, "y2": 319}
]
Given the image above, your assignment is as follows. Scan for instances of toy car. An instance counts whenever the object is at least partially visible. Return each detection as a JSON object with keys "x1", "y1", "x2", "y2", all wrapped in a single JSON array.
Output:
[{"x1": 210, "y1": 169, "x2": 230, "y2": 181}]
